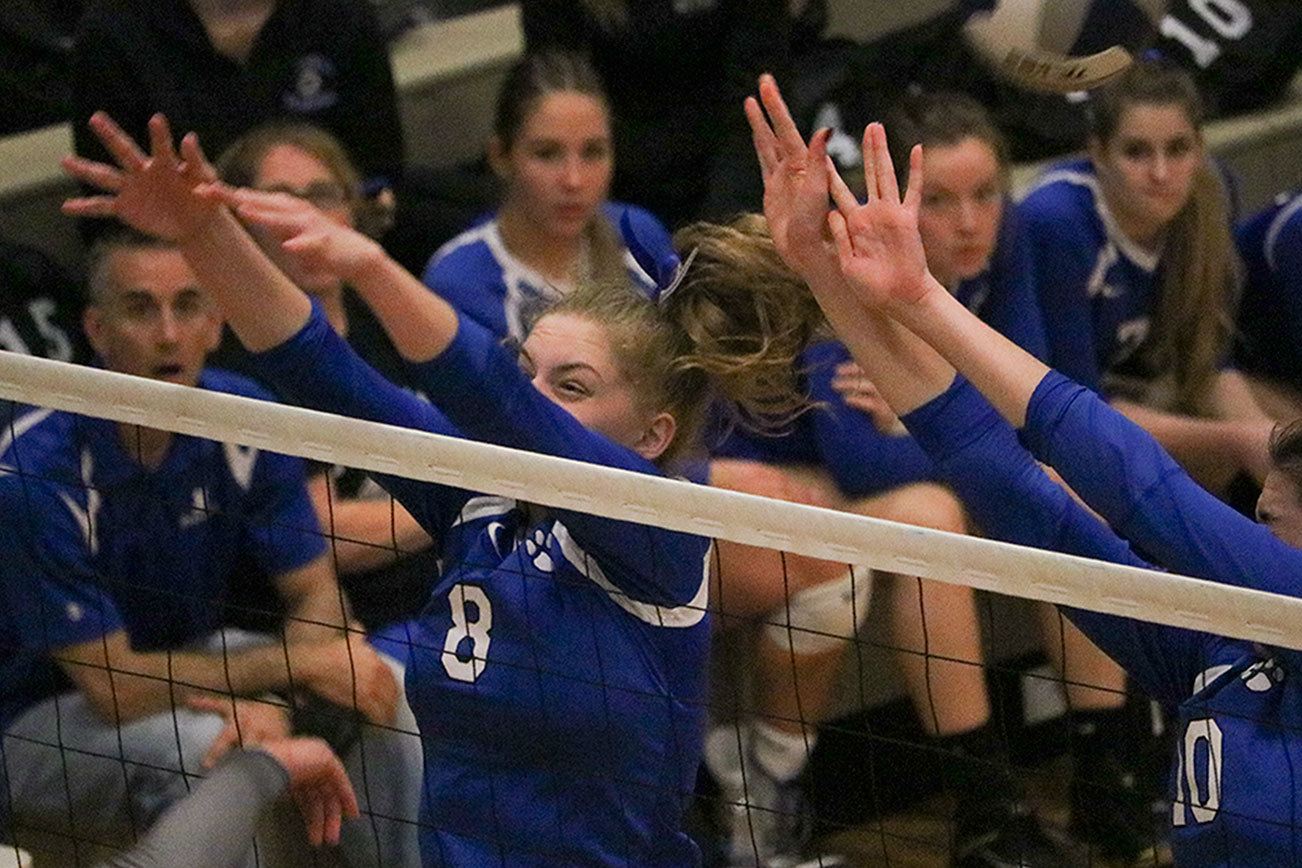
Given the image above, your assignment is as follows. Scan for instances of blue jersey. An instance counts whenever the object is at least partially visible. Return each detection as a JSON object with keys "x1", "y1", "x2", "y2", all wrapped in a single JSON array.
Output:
[
  {"x1": 902, "y1": 371, "x2": 1302, "y2": 866},
  {"x1": 0, "y1": 369, "x2": 325, "y2": 731},
  {"x1": 422, "y1": 202, "x2": 671, "y2": 341},
  {"x1": 716, "y1": 204, "x2": 1048, "y2": 499},
  {"x1": 250, "y1": 305, "x2": 711, "y2": 866},
  {"x1": 1235, "y1": 189, "x2": 1302, "y2": 390},
  {"x1": 1021, "y1": 159, "x2": 1164, "y2": 393}
]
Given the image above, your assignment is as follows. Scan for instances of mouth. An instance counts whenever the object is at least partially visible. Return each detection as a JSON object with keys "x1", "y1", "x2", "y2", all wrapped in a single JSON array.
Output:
[{"x1": 153, "y1": 363, "x2": 185, "y2": 379}]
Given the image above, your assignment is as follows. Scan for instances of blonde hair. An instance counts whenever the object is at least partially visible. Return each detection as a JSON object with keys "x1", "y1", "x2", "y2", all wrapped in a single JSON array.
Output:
[
  {"x1": 544, "y1": 214, "x2": 824, "y2": 464},
  {"x1": 1090, "y1": 60, "x2": 1239, "y2": 413}
]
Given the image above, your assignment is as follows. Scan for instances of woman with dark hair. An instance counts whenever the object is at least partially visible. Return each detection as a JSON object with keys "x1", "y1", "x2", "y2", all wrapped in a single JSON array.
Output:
[
  {"x1": 520, "y1": 0, "x2": 790, "y2": 226},
  {"x1": 422, "y1": 50, "x2": 674, "y2": 344},
  {"x1": 1021, "y1": 58, "x2": 1274, "y2": 495},
  {"x1": 63, "y1": 110, "x2": 824, "y2": 866}
]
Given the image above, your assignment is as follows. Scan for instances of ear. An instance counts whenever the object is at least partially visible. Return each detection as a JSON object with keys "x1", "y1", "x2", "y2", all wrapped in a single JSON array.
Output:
[
  {"x1": 82, "y1": 305, "x2": 108, "y2": 359},
  {"x1": 633, "y1": 411, "x2": 677, "y2": 462},
  {"x1": 201, "y1": 307, "x2": 223, "y2": 354},
  {"x1": 487, "y1": 136, "x2": 511, "y2": 181}
]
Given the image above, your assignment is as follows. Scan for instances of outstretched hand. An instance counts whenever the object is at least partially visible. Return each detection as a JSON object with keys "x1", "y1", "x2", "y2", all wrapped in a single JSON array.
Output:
[
  {"x1": 744, "y1": 75, "x2": 839, "y2": 282},
  {"x1": 826, "y1": 123, "x2": 934, "y2": 311},
  {"x1": 62, "y1": 113, "x2": 221, "y2": 242},
  {"x1": 256, "y1": 738, "x2": 360, "y2": 847},
  {"x1": 200, "y1": 184, "x2": 384, "y2": 284}
]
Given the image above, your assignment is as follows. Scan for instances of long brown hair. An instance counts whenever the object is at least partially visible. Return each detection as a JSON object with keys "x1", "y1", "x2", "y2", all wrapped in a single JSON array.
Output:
[
  {"x1": 1089, "y1": 60, "x2": 1239, "y2": 413},
  {"x1": 544, "y1": 214, "x2": 824, "y2": 464},
  {"x1": 494, "y1": 50, "x2": 626, "y2": 288}
]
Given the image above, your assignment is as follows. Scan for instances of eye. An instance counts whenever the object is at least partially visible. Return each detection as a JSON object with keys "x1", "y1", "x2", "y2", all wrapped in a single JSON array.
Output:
[
  {"x1": 922, "y1": 191, "x2": 953, "y2": 210},
  {"x1": 1166, "y1": 138, "x2": 1194, "y2": 158},
  {"x1": 557, "y1": 380, "x2": 591, "y2": 398},
  {"x1": 531, "y1": 143, "x2": 563, "y2": 162},
  {"x1": 1121, "y1": 141, "x2": 1153, "y2": 160},
  {"x1": 582, "y1": 141, "x2": 610, "y2": 162},
  {"x1": 976, "y1": 185, "x2": 1002, "y2": 204}
]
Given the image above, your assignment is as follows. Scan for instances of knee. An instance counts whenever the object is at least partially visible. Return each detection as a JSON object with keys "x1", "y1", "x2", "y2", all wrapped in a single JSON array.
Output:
[
  {"x1": 122, "y1": 709, "x2": 224, "y2": 804},
  {"x1": 861, "y1": 483, "x2": 968, "y2": 535}
]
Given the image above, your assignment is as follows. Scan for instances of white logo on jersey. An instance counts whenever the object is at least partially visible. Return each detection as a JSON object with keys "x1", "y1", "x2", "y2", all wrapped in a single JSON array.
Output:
[
  {"x1": 179, "y1": 487, "x2": 210, "y2": 529},
  {"x1": 1086, "y1": 244, "x2": 1122, "y2": 299},
  {"x1": 523, "y1": 529, "x2": 554, "y2": 573},
  {"x1": 812, "y1": 102, "x2": 861, "y2": 169},
  {"x1": 223, "y1": 443, "x2": 259, "y2": 491},
  {"x1": 66, "y1": 602, "x2": 83, "y2": 623},
  {"x1": 1115, "y1": 318, "x2": 1151, "y2": 358},
  {"x1": 1241, "y1": 658, "x2": 1283, "y2": 692},
  {"x1": 58, "y1": 447, "x2": 101, "y2": 555}
]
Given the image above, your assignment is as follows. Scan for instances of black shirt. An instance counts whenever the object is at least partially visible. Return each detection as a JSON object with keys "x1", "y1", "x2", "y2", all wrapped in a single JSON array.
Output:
[
  {"x1": 210, "y1": 289, "x2": 436, "y2": 629},
  {"x1": 0, "y1": 239, "x2": 88, "y2": 363},
  {"x1": 522, "y1": 0, "x2": 790, "y2": 226},
  {"x1": 72, "y1": 0, "x2": 403, "y2": 191}
]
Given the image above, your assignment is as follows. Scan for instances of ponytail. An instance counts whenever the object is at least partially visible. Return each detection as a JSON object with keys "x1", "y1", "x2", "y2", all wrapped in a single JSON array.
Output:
[
  {"x1": 1143, "y1": 163, "x2": 1239, "y2": 413},
  {"x1": 543, "y1": 214, "x2": 824, "y2": 464}
]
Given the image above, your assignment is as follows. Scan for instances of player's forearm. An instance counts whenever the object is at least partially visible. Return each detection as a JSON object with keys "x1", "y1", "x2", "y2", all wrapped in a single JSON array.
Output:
[
  {"x1": 318, "y1": 496, "x2": 433, "y2": 574},
  {"x1": 71, "y1": 644, "x2": 293, "y2": 723},
  {"x1": 348, "y1": 249, "x2": 460, "y2": 363},
  {"x1": 893, "y1": 283, "x2": 1052, "y2": 428},
  {"x1": 180, "y1": 207, "x2": 313, "y2": 352}
]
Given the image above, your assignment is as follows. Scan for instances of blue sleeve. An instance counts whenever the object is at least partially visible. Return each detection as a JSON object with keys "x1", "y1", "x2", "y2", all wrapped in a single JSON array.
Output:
[
  {"x1": 242, "y1": 450, "x2": 328, "y2": 576},
  {"x1": 612, "y1": 202, "x2": 675, "y2": 293},
  {"x1": 901, "y1": 377, "x2": 1209, "y2": 704},
  {"x1": 1022, "y1": 370, "x2": 1302, "y2": 598},
  {"x1": 0, "y1": 479, "x2": 124, "y2": 652},
  {"x1": 1019, "y1": 190, "x2": 1104, "y2": 389},
  {"x1": 984, "y1": 207, "x2": 1049, "y2": 362},
  {"x1": 407, "y1": 313, "x2": 709, "y2": 608},
  {"x1": 804, "y1": 341, "x2": 939, "y2": 498},
  {"x1": 247, "y1": 304, "x2": 473, "y2": 539}
]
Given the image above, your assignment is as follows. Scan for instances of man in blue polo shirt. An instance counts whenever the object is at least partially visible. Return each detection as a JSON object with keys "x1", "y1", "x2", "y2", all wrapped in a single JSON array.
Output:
[{"x1": 0, "y1": 232, "x2": 420, "y2": 865}]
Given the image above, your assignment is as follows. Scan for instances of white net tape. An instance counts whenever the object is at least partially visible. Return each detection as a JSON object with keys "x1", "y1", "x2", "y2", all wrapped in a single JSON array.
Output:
[{"x1": 4, "y1": 349, "x2": 1300, "y2": 650}]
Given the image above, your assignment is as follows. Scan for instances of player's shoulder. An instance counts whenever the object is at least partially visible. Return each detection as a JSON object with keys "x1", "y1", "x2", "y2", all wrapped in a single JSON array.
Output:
[
  {"x1": 1251, "y1": 190, "x2": 1302, "y2": 271},
  {"x1": 0, "y1": 404, "x2": 81, "y2": 469},
  {"x1": 1023, "y1": 158, "x2": 1099, "y2": 206},
  {"x1": 426, "y1": 218, "x2": 502, "y2": 277}
]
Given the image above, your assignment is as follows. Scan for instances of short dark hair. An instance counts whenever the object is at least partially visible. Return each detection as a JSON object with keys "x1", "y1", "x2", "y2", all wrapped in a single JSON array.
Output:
[{"x1": 83, "y1": 228, "x2": 178, "y2": 305}]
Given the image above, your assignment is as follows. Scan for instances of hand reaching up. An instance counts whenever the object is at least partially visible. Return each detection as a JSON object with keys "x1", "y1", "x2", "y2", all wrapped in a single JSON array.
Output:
[
  {"x1": 201, "y1": 184, "x2": 385, "y2": 285},
  {"x1": 744, "y1": 75, "x2": 839, "y2": 283},
  {"x1": 62, "y1": 113, "x2": 220, "y2": 243},
  {"x1": 826, "y1": 123, "x2": 935, "y2": 311}
]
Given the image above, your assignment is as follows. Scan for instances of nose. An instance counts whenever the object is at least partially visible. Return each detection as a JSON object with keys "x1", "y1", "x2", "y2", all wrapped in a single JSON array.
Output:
[
  {"x1": 157, "y1": 308, "x2": 181, "y2": 345},
  {"x1": 957, "y1": 199, "x2": 980, "y2": 233},
  {"x1": 561, "y1": 156, "x2": 583, "y2": 189},
  {"x1": 1151, "y1": 153, "x2": 1170, "y2": 183}
]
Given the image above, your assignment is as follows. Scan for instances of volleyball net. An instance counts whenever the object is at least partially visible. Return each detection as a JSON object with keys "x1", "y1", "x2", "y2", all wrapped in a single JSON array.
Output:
[{"x1": 2, "y1": 349, "x2": 1299, "y2": 865}]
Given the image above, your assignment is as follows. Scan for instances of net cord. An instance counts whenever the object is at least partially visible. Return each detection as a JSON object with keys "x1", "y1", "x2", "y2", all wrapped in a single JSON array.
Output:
[{"x1": 3, "y1": 349, "x2": 1300, "y2": 650}]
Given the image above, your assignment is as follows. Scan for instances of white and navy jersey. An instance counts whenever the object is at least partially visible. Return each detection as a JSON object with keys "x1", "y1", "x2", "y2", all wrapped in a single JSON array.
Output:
[
  {"x1": 714, "y1": 203, "x2": 1048, "y2": 499},
  {"x1": 903, "y1": 372, "x2": 1302, "y2": 865},
  {"x1": 1020, "y1": 159, "x2": 1165, "y2": 394},
  {"x1": 251, "y1": 305, "x2": 711, "y2": 866},
  {"x1": 1235, "y1": 189, "x2": 1302, "y2": 390},
  {"x1": 422, "y1": 202, "x2": 671, "y2": 341},
  {"x1": 0, "y1": 370, "x2": 325, "y2": 730}
]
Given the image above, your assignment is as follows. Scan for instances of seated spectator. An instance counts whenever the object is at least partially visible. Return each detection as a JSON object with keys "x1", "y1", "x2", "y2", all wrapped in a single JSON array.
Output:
[
  {"x1": 0, "y1": 237, "x2": 89, "y2": 363},
  {"x1": 210, "y1": 122, "x2": 438, "y2": 629},
  {"x1": 0, "y1": 230, "x2": 421, "y2": 866},
  {"x1": 71, "y1": 0, "x2": 402, "y2": 207},
  {"x1": 521, "y1": 0, "x2": 791, "y2": 226},
  {"x1": 1235, "y1": 189, "x2": 1302, "y2": 421},
  {"x1": 1021, "y1": 59, "x2": 1274, "y2": 497},
  {"x1": 422, "y1": 50, "x2": 674, "y2": 343}
]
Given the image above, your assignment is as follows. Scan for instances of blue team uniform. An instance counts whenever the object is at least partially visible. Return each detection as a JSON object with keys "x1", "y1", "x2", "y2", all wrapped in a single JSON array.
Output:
[
  {"x1": 0, "y1": 369, "x2": 325, "y2": 733},
  {"x1": 249, "y1": 304, "x2": 711, "y2": 866},
  {"x1": 901, "y1": 370, "x2": 1302, "y2": 866},
  {"x1": 1020, "y1": 159, "x2": 1169, "y2": 394},
  {"x1": 422, "y1": 202, "x2": 672, "y2": 340},
  {"x1": 716, "y1": 204, "x2": 1047, "y2": 499},
  {"x1": 1236, "y1": 190, "x2": 1302, "y2": 390}
]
